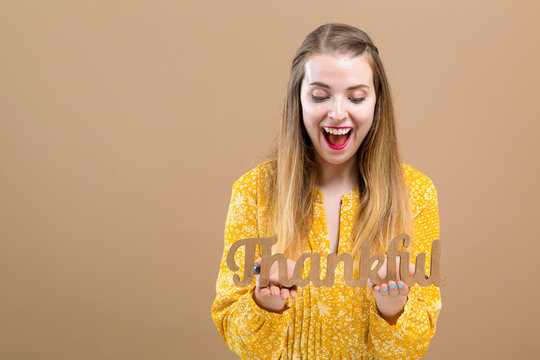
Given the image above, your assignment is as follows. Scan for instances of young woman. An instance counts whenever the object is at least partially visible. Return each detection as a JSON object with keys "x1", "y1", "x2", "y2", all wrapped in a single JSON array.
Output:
[{"x1": 211, "y1": 23, "x2": 442, "y2": 359}]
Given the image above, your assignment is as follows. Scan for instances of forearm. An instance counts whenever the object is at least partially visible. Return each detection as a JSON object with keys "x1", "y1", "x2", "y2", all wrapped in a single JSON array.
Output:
[
  {"x1": 214, "y1": 170, "x2": 293, "y2": 357},
  {"x1": 366, "y1": 286, "x2": 441, "y2": 359},
  {"x1": 366, "y1": 175, "x2": 442, "y2": 358},
  {"x1": 212, "y1": 287, "x2": 292, "y2": 358}
]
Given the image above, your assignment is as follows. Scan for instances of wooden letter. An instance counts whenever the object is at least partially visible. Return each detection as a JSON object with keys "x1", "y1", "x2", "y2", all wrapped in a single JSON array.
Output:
[
  {"x1": 323, "y1": 252, "x2": 358, "y2": 287},
  {"x1": 428, "y1": 239, "x2": 447, "y2": 286},
  {"x1": 383, "y1": 234, "x2": 404, "y2": 283},
  {"x1": 355, "y1": 238, "x2": 373, "y2": 286},
  {"x1": 384, "y1": 233, "x2": 415, "y2": 287},
  {"x1": 412, "y1": 252, "x2": 428, "y2": 286},
  {"x1": 368, "y1": 253, "x2": 385, "y2": 285},
  {"x1": 226, "y1": 237, "x2": 257, "y2": 287},
  {"x1": 293, "y1": 252, "x2": 322, "y2": 287},
  {"x1": 258, "y1": 235, "x2": 294, "y2": 288}
]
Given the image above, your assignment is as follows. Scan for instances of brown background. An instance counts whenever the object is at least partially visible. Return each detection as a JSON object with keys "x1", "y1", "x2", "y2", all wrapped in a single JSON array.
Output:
[{"x1": 1, "y1": 0, "x2": 539, "y2": 359}]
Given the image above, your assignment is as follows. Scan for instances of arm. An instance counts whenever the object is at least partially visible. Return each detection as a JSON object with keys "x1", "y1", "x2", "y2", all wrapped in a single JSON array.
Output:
[
  {"x1": 367, "y1": 179, "x2": 442, "y2": 359},
  {"x1": 210, "y1": 172, "x2": 292, "y2": 359}
]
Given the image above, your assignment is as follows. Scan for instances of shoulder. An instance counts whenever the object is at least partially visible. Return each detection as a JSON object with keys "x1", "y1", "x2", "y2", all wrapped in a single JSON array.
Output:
[
  {"x1": 232, "y1": 159, "x2": 276, "y2": 195},
  {"x1": 401, "y1": 163, "x2": 438, "y2": 217}
]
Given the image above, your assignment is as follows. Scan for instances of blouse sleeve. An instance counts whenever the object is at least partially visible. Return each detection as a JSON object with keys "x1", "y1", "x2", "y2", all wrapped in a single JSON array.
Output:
[
  {"x1": 366, "y1": 179, "x2": 442, "y2": 359},
  {"x1": 210, "y1": 171, "x2": 292, "y2": 359}
]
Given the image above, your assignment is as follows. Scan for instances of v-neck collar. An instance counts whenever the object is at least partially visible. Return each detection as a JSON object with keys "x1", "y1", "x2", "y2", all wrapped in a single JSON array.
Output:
[
  {"x1": 314, "y1": 185, "x2": 360, "y2": 204},
  {"x1": 310, "y1": 185, "x2": 360, "y2": 255}
]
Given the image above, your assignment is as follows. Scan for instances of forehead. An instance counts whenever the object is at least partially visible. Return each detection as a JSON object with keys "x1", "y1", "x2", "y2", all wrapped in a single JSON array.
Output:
[{"x1": 302, "y1": 53, "x2": 374, "y2": 90}]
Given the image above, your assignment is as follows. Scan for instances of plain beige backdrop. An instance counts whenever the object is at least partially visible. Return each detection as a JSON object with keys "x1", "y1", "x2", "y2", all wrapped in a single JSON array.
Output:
[{"x1": 1, "y1": 0, "x2": 539, "y2": 359}]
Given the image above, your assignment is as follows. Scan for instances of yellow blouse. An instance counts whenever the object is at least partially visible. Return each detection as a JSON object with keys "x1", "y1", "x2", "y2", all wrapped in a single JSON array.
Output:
[{"x1": 211, "y1": 159, "x2": 442, "y2": 359}]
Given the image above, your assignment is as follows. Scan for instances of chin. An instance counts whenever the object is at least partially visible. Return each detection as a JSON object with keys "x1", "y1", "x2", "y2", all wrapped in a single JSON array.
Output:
[{"x1": 318, "y1": 151, "x2": 355, "y2": 165}]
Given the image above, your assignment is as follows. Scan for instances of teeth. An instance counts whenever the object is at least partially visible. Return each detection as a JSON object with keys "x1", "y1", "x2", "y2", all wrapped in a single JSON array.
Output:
[{"x1": 324, "y1": 127, "x2": 351, "y2": 135}]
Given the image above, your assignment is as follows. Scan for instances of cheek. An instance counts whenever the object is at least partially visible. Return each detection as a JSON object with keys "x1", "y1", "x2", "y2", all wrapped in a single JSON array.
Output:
[
  {"x1": 354, "y1": 106, "x2": 376, "y2": 124},
  {"x1": 302, "y1": 103, "x2": 325, "y2": 121},
  {"x1": 301, "y1": 102, "x2": 313, "y2": 116},
  {"x1": 302, "y1": 120, "x2": 319, "y2": 137},
  {"x1": 302, "y1": 107, "x2": 320, "y2": 128}
]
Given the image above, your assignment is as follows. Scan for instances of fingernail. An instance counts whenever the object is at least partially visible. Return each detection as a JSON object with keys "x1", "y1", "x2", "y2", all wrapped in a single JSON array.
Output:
[
  {"x1": 389, "y1": 284, "x2": 396, "y2": 289},
  {"x1": 398, "y1": 283, "x2": 403, "y2": 288}
]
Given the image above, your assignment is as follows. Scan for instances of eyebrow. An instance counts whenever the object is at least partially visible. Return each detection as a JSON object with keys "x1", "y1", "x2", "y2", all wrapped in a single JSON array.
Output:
[{"x1": 309, "y1": 81, "x2": 370, "y2": 90}]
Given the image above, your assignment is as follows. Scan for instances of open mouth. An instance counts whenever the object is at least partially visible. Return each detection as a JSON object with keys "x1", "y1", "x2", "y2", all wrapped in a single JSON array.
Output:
[{"x1": 321, "y1": 127, "x2": 353, "y2": 150}]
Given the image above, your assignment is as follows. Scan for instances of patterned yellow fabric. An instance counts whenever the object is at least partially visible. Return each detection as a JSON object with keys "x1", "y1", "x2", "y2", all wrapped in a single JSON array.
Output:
[{"x1": 211, "y1": 159, "x2": 442, "y2": 359}]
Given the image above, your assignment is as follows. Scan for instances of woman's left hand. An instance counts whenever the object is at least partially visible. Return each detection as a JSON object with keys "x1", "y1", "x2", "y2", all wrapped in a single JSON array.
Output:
[
  {"x1": 367, "y1": 256, "x2": 416, "y2": 324},
  {"x1": 367, "y1": 255, "x2": 415, "y2": 296}
]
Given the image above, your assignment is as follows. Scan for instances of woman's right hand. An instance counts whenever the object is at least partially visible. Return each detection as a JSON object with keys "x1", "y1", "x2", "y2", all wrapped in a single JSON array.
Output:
[{"x1": 252, "y1": 257, "x2": 298, "y2": 313}]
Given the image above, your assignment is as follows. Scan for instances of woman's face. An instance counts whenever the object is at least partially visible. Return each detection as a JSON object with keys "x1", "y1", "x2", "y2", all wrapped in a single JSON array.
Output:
[{"x1": 300, "y1": 53, "x2": 376, "y2": 167}]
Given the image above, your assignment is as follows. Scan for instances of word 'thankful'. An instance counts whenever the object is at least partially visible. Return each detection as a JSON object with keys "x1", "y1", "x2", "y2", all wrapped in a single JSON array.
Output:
[{"x1": 226, "y1": 233, "x2": 446, "y2": 288}]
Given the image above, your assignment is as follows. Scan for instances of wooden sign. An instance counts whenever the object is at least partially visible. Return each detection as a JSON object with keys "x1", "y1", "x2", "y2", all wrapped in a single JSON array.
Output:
[{"x1": 226, "y1": 233, "x2": 446, "y2": 288}]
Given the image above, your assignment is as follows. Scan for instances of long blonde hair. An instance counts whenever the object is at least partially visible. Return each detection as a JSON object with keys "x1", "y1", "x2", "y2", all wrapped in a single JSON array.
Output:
[{"x1": 262, "y1": 23, "x2": 413, "y2": 273}]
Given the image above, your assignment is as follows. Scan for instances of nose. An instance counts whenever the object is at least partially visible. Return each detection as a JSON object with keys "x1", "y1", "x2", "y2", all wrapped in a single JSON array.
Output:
[{"x1": 328, "y1": 96, "x2": 348, "y2": 122}]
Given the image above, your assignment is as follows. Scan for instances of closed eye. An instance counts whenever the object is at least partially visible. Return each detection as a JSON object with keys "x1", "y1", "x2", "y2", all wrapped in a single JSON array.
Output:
[
  {"x1": 311, "y1": 95, "x2": 367, "y2": 104},
  {"x1": 311, "y1": 95, "x2": 328, "y2": 102},
  {"x1": 350, "y1": 97, "x2": 366, "y2": 104}
]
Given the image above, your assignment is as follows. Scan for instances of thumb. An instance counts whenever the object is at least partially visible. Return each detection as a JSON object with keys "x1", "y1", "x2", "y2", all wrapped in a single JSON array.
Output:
[{"x1": 253, "y1": 258, "x2": 262, "y2": 275}]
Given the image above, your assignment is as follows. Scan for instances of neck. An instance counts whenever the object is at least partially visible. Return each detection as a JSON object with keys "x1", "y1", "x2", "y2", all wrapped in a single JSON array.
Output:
[{"x1": 315, "y1": 153, "x2": 359, "y2": 191}]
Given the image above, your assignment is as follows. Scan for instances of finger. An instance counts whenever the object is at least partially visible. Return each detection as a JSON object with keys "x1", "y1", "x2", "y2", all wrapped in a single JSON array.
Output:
[
  {"x1": 280, "y1": 287, "x2": 289, "y2": 300},
  {"x1": 397, "y1": 281, "x2": 409, "y2": 296},
  {"x1": 270, "y1": 285, "x2": 281, "y2": 297},
  {"x1": 289, "y1": 287, "x2": 298, "y2": 299},
  {"x1": 254, "y1": 270, "x2": 262, "y2": 294},
  {"x1": 254, "y1": 261, "x2": 269, "y2": 296},
  {"x1": 254, "y1": 258, "x2": 262, "y2": 275},
  {"x1": 388, "y1": 281, "x2": 398, "y2": 296},
  {"x1": 368, "y1": 277, "x2": 380, "y2": 292},
  {"x1": 379, "y1": 283, "x2": 389, "y2": 296},
  {"x1": 259, "y1": 287, "x2": 271, "y2": 296}
]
